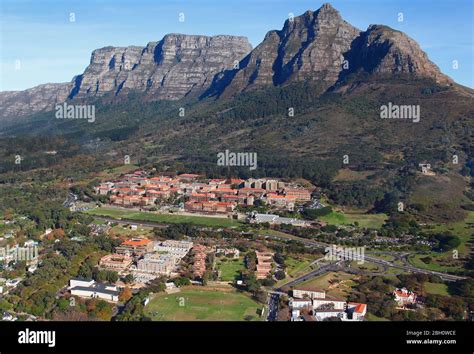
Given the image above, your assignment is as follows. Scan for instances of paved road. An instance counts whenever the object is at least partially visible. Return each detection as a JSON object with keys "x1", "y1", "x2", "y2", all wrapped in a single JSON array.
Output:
[
  {"x1": 87, "y1": 214, "x2": 466, "y2": 282},
  {"x1": 260, "y1": 233, "x2": 466, "y2": 282},
  {"x1": 267, "y1": 293, "x2": 280, "y2": 321}
]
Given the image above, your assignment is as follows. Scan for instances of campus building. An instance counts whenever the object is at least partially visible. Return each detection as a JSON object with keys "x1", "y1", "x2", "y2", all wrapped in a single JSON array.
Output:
[
  {"x1": 99, "y1": 254, "x2": 133, "y2": 271},
  {"x1": 115, "y1": 238, "x2": 154, "y2": 256},
  {"x1": 69, "y1": 279, "x2": 120, "y2": 302}
]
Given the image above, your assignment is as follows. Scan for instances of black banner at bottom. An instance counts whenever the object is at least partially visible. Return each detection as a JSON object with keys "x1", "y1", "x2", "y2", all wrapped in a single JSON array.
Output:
[{"x1": 0, "y1": 321, "x2": 472, "y2": 353}]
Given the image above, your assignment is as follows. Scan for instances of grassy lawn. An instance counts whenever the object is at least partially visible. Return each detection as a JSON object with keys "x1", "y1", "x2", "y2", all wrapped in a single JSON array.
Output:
[
  {"x1": 408, "y1": 211, "x2": 474, "y2": 273},
  {"x1": 349, "y1": 260, "x2": 384, "y2": 272},
  {"x1": 216, "y1": 258, "x2": 244, "y2": 281},
  {"x1": 320, "y1": 211, "x2": 387, "y2": 229},
  {"x1": 408, "y1": 254, "x2": 461, "y2": 272},
  {"x1": 108, "y1": 224, "x2": 154, "y2": 237},
  {"x1": 85, "y1": 207, "x2": 242, "y2": 227},
  {"x1": 275, "y1": 256, "x2": 314, "y2": 287},
  {"x1": 424, "y1": 282, "x2": 449, "y2": 296},
  {"x1": 366, "y1": 312, "x2": 390, "y2": 321},
  {"x1": 427, "y1": 211, "x2": 474, "y2": 256},
  {"x1": 369, "y1": 253, "x2": 396, "y2": 262},
  {"x1": 384, "y1": 267, "x2": 408, "y2": 275},
  {"x1": 144, "y1": 287, "x2": 263, "y2": 321},
  {"x1": 298, "y1": 271, "x2": 356, "y2": 298},
  {"x1": 285, "y1": 256, "x2": 312, "y2": 277}
]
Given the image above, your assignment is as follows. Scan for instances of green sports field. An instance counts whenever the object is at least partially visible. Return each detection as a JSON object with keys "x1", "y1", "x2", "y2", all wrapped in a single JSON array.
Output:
[
  {"x1": 84, "y1": 207, "x2": 242, "y2": 227},
  {"x1": 320, "y1": 211, "x2": 388, "y2": 229},
  {"x1": 216, "y1": 258, "x2": 245, "y2": 281},
  {"x1": 144, "y1": 287, "x2": 263, "y2": 321}
]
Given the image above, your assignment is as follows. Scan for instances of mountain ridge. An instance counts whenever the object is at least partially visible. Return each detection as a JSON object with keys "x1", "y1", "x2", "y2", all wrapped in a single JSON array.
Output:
[
  {"x1": 205, "y1": 3, "x2": 452, "y2": 98},
  {"x1": 0, "y1": 3, "x2": 466, "y2": 123}
]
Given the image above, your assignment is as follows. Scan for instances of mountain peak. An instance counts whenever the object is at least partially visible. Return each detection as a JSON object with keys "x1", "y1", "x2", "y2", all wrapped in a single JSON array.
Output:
[
  {"x1": 208, "y1": 5, "x2": 360, "y2": 97},
  {"x1": 316, "y1": 2, "x2": 339, "y2": 15},
  {"x1": 206, "y1": 5, "x2": 451, "y2": 98},
  {"x1": 320, "y1": 2, "x2": 335, "y2": 10}
]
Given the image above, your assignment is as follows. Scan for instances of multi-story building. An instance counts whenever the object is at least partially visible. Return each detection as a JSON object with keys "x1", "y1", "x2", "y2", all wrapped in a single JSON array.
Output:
[
  {"x1": 192, "y1": 245, "x2": 207, "y2": 278},
  {"x1": 115, "y1": 238, "x2": 154, "y2": 256},
  {"x1": 255, "y1": 251, "x2": 273, "y2": 280},
  {"x1": 265, "y1": 193, "x2": 297, "y2": 208},
  {"x1": 137, "y1": 253, "x2": 176, "y2": 275},
  {"x1": 184, "y1": 201, "x2": 235, "y2": 213},
  {"x1": 284, "y1": 188, "x2": 312, "y2": 202},
  {"x1": 393, "y1": 288, "x2": 417, "y2": 306},
  {"x1": 346, "y1": 302, "x2": 367, "y2": 320},
  {"x1": 154, "y1": 240, "x2": 193, "y2": 258},
  {"x1": 292, "y1": 287, "x2": 326, "y2": 300},
  {"x1": 263, "y1": 180, "x2": 278, "y2": 191},
  {"x1": 99, "y1": 254, "x2": 133, "y2": 271}
]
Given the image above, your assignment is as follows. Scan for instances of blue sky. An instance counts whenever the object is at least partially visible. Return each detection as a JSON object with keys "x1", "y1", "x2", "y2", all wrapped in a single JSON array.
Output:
[{"x1": 1, "y1": 0, "x2": 472, "y2": 91}]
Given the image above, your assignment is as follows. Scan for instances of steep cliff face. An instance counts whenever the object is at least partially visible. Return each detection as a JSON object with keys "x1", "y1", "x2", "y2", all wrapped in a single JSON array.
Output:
[
  {"x1": 0, "y1": 83, "x2": 72, "y2": 122},
  {"x1": 0, "y1": 34, "x2": 252, "y2": 120},
  {"x1": 70, "y1": 34, "x2": 252, "y2": 100},
  {"x1": 344, "y1": 25, "x2": 448, "y2": 82},
  {"x1": 207, "y1": 3, "x2": 450, "y2": 98},
  {"x1": 208, "y1": 3, "x2": 360, "y2": 97},
  {"x1": 0, "y1": 3, "x2": 455, "y2": 122}
]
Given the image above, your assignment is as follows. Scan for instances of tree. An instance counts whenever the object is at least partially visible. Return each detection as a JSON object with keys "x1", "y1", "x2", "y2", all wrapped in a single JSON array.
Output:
[
  {"x1": 123, "y1": 274, "x2": 134, "y2": 284},
  {"x1": 119, "y1": 287, "x2": 133, "y2": 303},
  {"x1": 274, "y1": 270, "x2": 286, "y2": 280},
  {"x1": 302, "y1": 206, "x2": 332, "y2": 220},
  {"x1": 433, "y1": 233, "x2": 461, "y2": 252},
  {"x1": 245, "y1": 251, "x2": 257, "y2": 271},
  {"x1": 174, "y1": 277, "x2": 191, "y2": 287}
]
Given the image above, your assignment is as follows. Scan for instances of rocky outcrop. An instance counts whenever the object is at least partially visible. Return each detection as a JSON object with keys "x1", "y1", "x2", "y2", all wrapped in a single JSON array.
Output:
[
  {"x1": 0, "y1": 34, "x2": 252, "y2": 120},
  {"x1": 206, "y1": 3, "x2": 450, "y2": 97},
  {"x1": 206, "y1": 3, "x2": 360, "y2": 97},
  {"x1": 343, "y1": 24, "x2": 448, "y2": 82},
  {"x1": 71, "y1": 34, "x2": 252, "y2": 100},
  {"x1": 0, "y1": 83, "x2": 72, "y2": 122}
]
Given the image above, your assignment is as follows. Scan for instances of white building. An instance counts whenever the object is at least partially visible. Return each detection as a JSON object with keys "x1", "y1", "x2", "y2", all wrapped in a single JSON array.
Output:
[
  {"x1": 2, "y1": 312, "x2": 17, "y2": 321},
  {"x1": 216, "y1": 247, "x2": 240, "y2": 258},
  {"x1": 289, "y1": 298, "x2": 313, "y2": 309},
  {"x1": 393, "y1": 288, "x2": 417, "y2": 306},
  {"x1": 312, "y1": 296, "x2": 346, "y2": 311},
  {"x1": 345, "y1": 302, "x2": 367, "y2": 321},
  {"x1": 154, "y1": 240, "x2": 193, "y2": 258},
  {"x1": 291, "y1": 309, "x2": 302, "y2": 321},
  {"x1": 250, "y1": 213, "x2": 309, "y2": 227},
  {"x1": 5, "y1": 278, "x2": 22, "y2": 288},
  {"x1": 69, "y1": 279, "x2": 120, "y2": 302},
  {"x1": 292, "y1": 287, "x2": 326, "y2": 300},
  {"x1": 137, "y1": 253, "x2": 177, "y2": 275},
  {"x1": 313, "y1": 309, "x2": 346, "y2": 321}
]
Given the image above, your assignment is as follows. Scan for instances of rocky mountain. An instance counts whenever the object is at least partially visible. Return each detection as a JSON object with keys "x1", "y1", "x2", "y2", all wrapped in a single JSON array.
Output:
[
  {"x1": 345, "y1": 24, "x2": 448, "y2": 81},
  {"x1": 205, "y1": 3, "x2": 451, "y2": 98},
  {"x1": 0, "y1": 3, "x2": 461, "y2": 122},
  {"x1": 0, "y1": 34, "x2": 252, "y2": 120},
  {"x1": 70, "y1": 34, "x2": 252, "y2": 100},
  {"x1": 0, "y1": 83, "x2": 72, "y2": 123}
]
